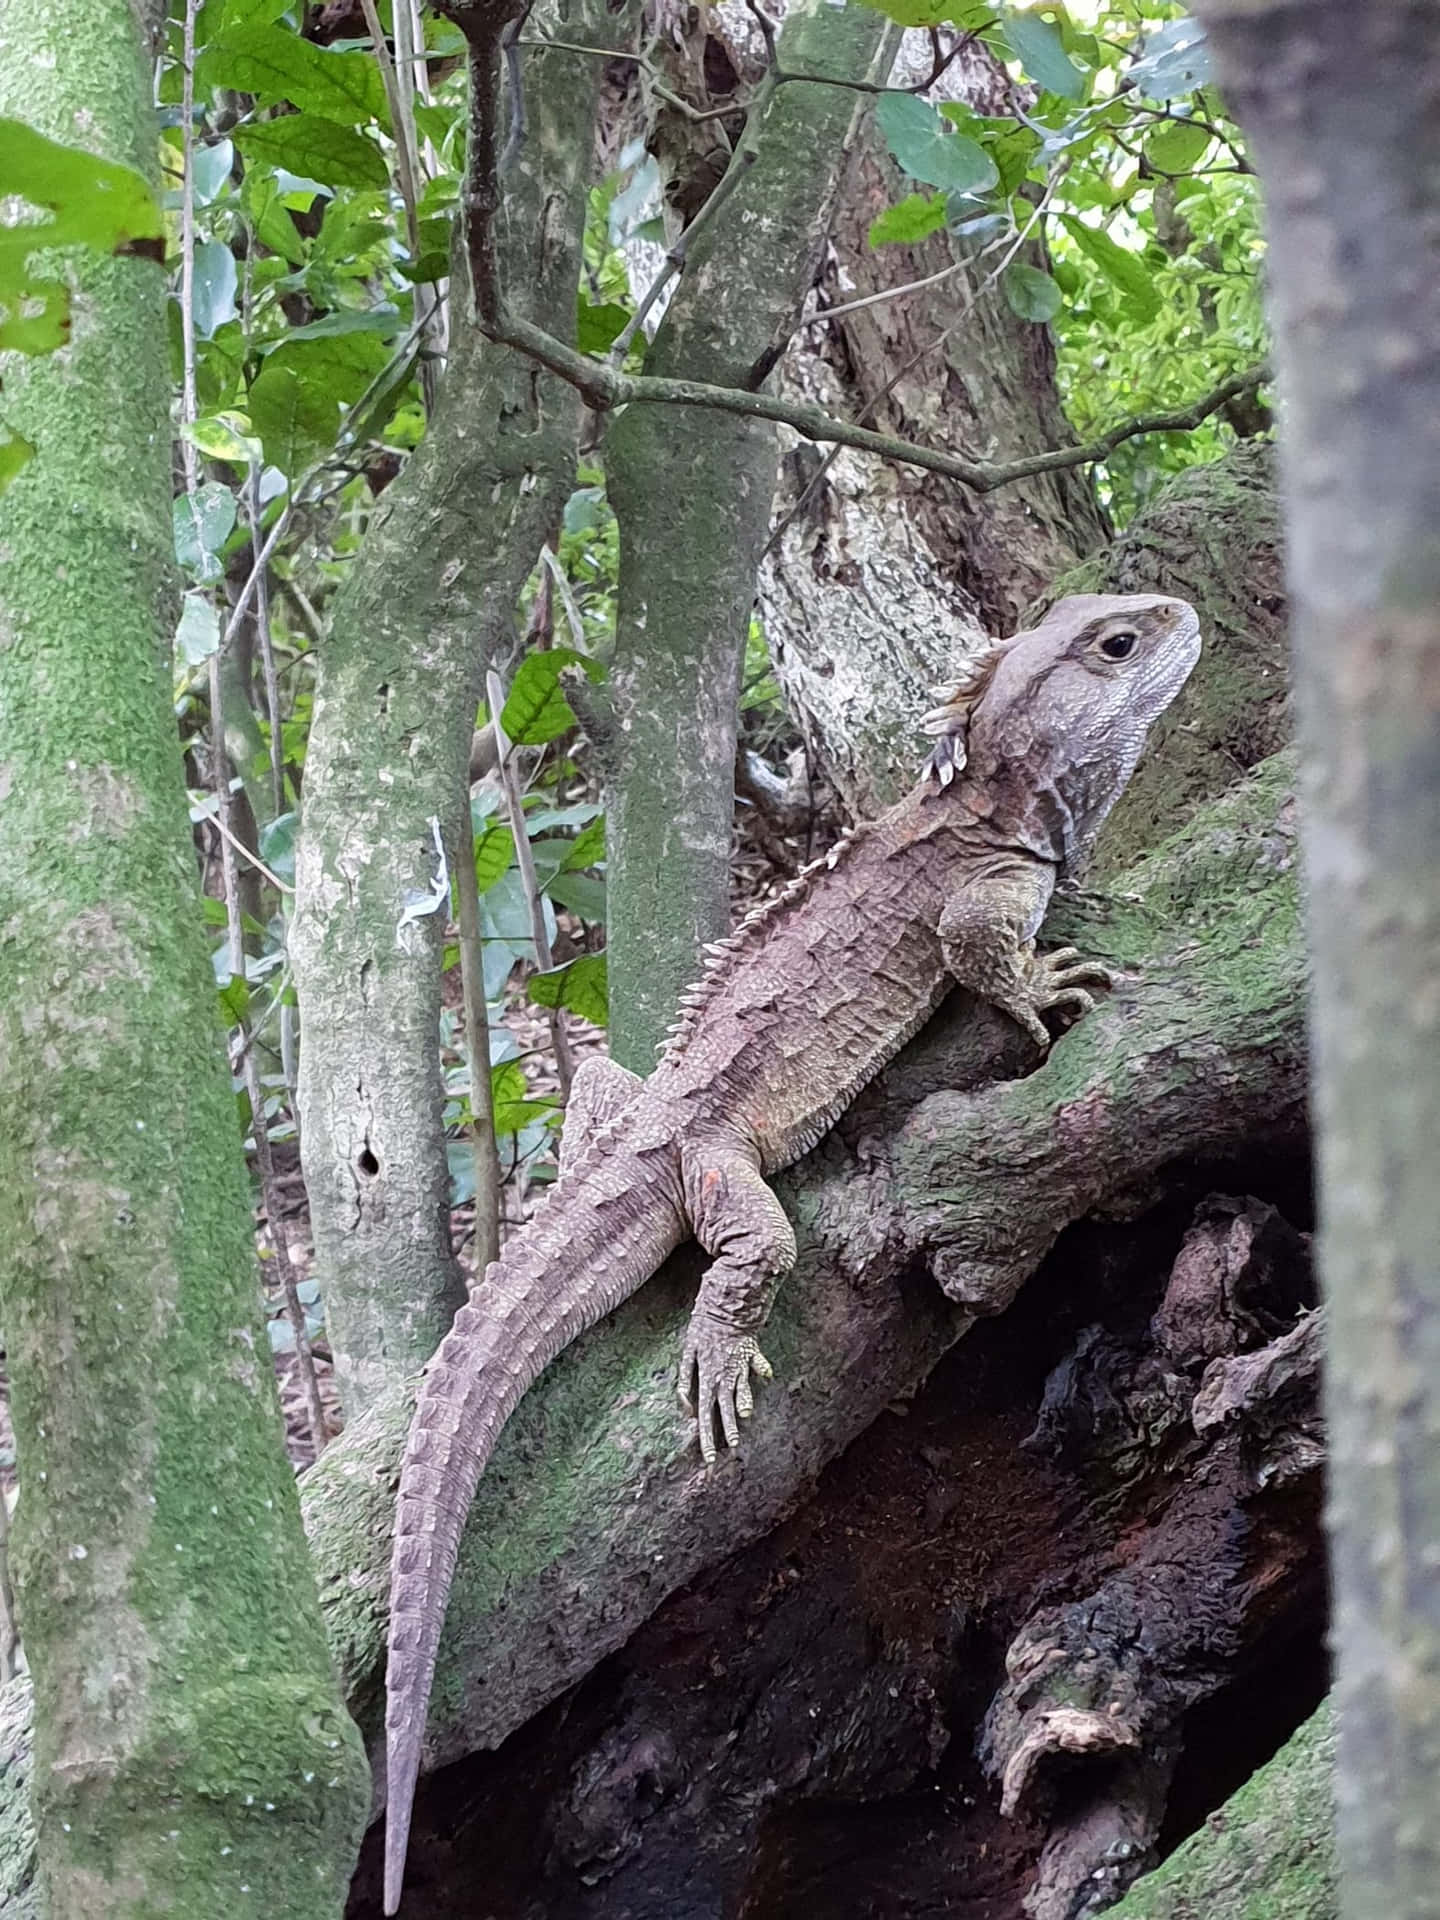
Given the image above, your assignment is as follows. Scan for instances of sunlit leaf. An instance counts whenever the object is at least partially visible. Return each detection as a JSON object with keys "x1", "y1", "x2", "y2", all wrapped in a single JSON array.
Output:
[
  {"x1": 472, "y1": 818, "x2": 515, "y2": 893},
  {"x1": 500, "y1": 646, "x2": 603, "y2": 747},
  {"x1": 0, "y1": 429, "x2": 36, "y2": 496},
  {"x1": 868, "y1": 192, "x2": 947, "y2": 247},
  {"x1": 0, "y1": 281, "x2": 69, "y2": 353}
]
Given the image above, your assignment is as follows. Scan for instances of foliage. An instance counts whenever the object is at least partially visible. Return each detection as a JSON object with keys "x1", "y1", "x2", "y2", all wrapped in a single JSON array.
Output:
[{"x1": 857, "y1": 1, "x2": 1268, "y2": 516}]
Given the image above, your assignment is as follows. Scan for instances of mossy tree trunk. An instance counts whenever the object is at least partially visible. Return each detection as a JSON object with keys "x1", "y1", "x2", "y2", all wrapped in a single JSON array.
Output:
[
  {"x1": 290, "y1": 1, "x2": 626, "y2": 1416},
  {"x1": 1192, "y1": 6, "x2": 1440, "y2": 1916},
  {"x1": 601, "y1": 0, "x2": 891, "y2": 1069},
  {"x1": 0, "y1": 0, "x2": 371, "y2": 1910}
]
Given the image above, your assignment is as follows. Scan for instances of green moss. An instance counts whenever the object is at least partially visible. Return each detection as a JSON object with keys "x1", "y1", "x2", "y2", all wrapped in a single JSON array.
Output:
[{"x1": 1110, "y1": 1704, "x2": 1336, "y2": 1920}]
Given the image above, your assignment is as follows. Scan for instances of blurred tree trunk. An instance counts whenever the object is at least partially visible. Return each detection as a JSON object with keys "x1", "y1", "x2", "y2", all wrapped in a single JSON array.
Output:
[
  {"x1": 290, "y1": 1, "x2": 625, "y2": 1415},
  {"x1": 0, "y1": 0, "x2": 370, "y2": 1909},
  {"x1": 1191, "y1": 7, "x2": 1440, "y2": 1918}
]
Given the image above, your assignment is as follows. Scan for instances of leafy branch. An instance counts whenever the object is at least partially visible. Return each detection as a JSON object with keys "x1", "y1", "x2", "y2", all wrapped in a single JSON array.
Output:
[{"x1": 447, "y1": 3, "x2": 1266, "y2": 496}]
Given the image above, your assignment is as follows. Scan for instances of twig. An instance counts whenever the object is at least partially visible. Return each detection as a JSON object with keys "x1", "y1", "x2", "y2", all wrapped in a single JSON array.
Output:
[
  {"x1": 243, "y1": 472, "x2": 285, "y2": 817},
  {"x1": 804, "y1": 255, "x2": 970, "y2": 328},
  {"x1": 486, "y1": 667, "x2": 576, "y2": 1099},
  {"x1": 206, "y1": 804, "x2": 294, "y2": 894},
  {"x1": 240, "y1": 1046, "x2": 329, "y2": 1458},
  {"x1": 454, "y1": 807, "x2": 502, "y2": 1273}
]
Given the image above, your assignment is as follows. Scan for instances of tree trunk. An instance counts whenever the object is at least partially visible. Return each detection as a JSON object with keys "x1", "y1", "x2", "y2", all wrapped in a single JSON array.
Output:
[
  {"x1": 289, "y1": 2, "x2": 622, "y2": 1414},
  {"x1": 760, "y1": 40, "x2": 1110, "y2": 814},
  {"x1": 601, "y1": 0, "x2": 891, "y2": 1069},
  {"x1": 0, "y1": 0, "x2": 370, "y2": 1909},
  {"x1": 1190, "y1": 7, "x2": 1440, "y2": 1917}
]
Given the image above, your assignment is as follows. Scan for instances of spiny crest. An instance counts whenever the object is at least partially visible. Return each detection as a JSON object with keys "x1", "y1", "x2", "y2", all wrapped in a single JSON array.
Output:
[
  {"x1": 654, "y1": 819, "x2": 872, "y2": 1069},
  {"x1": 919, "y1": 640, "x2": 1010, "y2": 787}
]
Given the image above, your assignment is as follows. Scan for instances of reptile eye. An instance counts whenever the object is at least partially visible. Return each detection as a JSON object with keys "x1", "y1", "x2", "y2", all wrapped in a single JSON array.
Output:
[{"x1": 1099, "y1": 629, "x2": 1138, "y2": 660}]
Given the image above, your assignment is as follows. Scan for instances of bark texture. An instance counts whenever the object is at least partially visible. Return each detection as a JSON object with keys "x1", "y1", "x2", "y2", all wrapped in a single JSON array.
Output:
[
  {"x1": 0, "y1": 0, "x2": 370, "y2": 1909},
  {"x1": 294, "y1": 751, "x2": 1305, "y2": 1803},
  {"x1": 290, "y1": 2, "x2": 618, "y2": 1414},
  {"x1": 602, "y1": 0, "x2": 890, "y2": 1069},
  {"x1": 1191, "y1": 8, "x2": 1440, "y2": 1917},
  {"x1": 760, "y1": 41, "x2": 1109, "y2": 814}
]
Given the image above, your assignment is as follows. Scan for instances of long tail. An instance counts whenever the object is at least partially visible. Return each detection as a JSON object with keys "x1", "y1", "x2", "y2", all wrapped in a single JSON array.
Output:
[{"x1": 383, "y1": 1164, "x2": 684, "y2": 1914}]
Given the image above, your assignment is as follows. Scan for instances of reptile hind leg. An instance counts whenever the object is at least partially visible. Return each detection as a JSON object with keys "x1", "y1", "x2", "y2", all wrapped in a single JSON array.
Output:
[
  {"x1": 558, "y1": 1056, "x2": 644, "y2": 1181},
  {"x1": 678, "y1": 1141, "x2": 796, "y2": 1465}
]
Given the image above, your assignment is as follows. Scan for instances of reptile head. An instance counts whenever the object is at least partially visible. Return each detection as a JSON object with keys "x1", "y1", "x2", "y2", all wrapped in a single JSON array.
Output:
[{"x1": 923, "y1": 593, "x2": 1200, "y2": 789}]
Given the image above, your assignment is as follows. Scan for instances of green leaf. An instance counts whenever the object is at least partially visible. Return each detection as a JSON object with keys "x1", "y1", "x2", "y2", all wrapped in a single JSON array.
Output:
[
  {"x1": 562, "y1": 814, "x2": 606, "y2": 870},
  {"x1": 218, "y1": 973, "x2": 251, "y2": 1026},
  {"x1": 241, "y1": 168, "x2": 306, "y2": 264},
  {"x1": 176, "y1": 590, "x2": 222, "y2": 663},
  {"x1": 233, "y1": 114, "x2": 388, "y2": 189},
  {"x1": 1002, "y1": 261, "x2": 1062, "y2": 321},
  {"x1": 1129, "y1": 19, "x2": 1212, "y2": 102},
  {"x1": 0, "y1": 281, "x2": 69, "y2": 353},
  {"x1": 1058, "y1": 213, "x2": 1160, "y2": 321},
  {"x1": 545, "y1": 871, "x2": 606, "y2": 921},
  {"x1": 527, "y1": 952, "x2": 607, "y2": 1029},
  {"x1": 258, "y1": 810, "x2": 298, "y2": 883},
  {"x1": 197, "y1": 25, "x2": 389, "y2": 127},
  {"x1": 281, "y1": 304, "x2": 401, "y2": 343},
  {"x1": 192, "y1": 239, "x2": 238, "y2": 339},
  {"x1": 576, "y1": 297, "x2": 631, "y2": 353},
  {"x1": 1144, "y1": 118, "x2": 1211, "y2": 174},
  {"x1": 173, "y1": 483, "x2": 238, "y2": 580},
  {"x1": 472, "y1": 818, "x2": 515, "y2": 893},
  {"x1": 867, "y1": 192, "x2": 947, "y2": 247},
  {"x1": 1000, "y1": 8, "x2": 1087, "y2": 100},
  {"x1": 192, "y1": 139, "x2": 235, "y2": 207},
  {"x1": 265, "y1": 329, "x2": 390, "y2": 408},
  {"x1": 854, "y1": 0, "x2": 995, "y2": 23},
  {"x1": 0, "y1": 117, "x2": 162, "y2": 271},
  {"x1": 500, "y1": 646, "x2": 603, "y2": 748},
  {"x1": 185, "y1": 411, "x2": 261, "y2": 465},
  {"x1": 0, "y1": 429, "x2": 35, "y2": 496},
  {"x1": 248, "y1": 362, "x2": 339, "y2": 474},
  {"x1": 874, "y1": 93, "x2": 999, "y2": 194}
]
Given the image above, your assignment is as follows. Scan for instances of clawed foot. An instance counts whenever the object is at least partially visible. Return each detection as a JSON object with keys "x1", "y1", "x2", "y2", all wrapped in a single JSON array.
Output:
[
  {"x1": 1016, "y1": 947, "x2": 1117, "y2": 1048},
  {"x1": 678, "y1": 1311, "x2": 774, "y2": 1466}
]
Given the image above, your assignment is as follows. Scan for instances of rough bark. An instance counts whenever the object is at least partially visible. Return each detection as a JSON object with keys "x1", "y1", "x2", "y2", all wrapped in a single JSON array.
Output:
[
  {"x1": 760, "y1": 42, "x2": 1109, "y2": 814},
  {"x1": 1190, "y1": 7, "x2": 1440, "y2": 1917},
  {"x1": 290, "y1": 1, "x2": 619, "y2": 1415},
  {"x1": 0, "y1": 0, "x2": 370, "y2": 1909},
  {"x1": 601, "y1": 0, "x2": 891, "y2": 1069},
  {"x1": 286, "y1": 750, "x2": 1305, "y2": 1811}
]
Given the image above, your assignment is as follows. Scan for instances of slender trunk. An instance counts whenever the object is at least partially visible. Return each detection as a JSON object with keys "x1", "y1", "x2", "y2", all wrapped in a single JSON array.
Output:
[
  {"x1": 1191, "y1": 6, "x2": 1440, "y2": 1916},
  {"x1": 290, "y1": 1, "x2": 623, "y2": 1415},
  {"x1": 0, "y1": 0, "x2": 370, "y2": 1909},
  {"x1": 602, "y1": 0, "x2": 891, "y2": 1068}
]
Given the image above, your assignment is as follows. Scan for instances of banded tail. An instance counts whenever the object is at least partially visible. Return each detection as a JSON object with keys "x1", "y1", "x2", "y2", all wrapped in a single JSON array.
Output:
[{"x1": 383, "y1": 1158, "x2": 684, "y2": 1914}]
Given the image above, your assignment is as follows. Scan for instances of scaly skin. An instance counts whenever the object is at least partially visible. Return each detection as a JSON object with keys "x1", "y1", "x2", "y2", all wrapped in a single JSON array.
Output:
[{"x1": 383, "y1": 592, "x2": 1202, "y2": 1911}]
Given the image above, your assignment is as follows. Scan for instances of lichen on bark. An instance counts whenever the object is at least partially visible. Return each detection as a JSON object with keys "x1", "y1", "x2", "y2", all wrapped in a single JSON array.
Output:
[{"x1": 0, "y1": 0, "x2": 370, "y2": 1909}]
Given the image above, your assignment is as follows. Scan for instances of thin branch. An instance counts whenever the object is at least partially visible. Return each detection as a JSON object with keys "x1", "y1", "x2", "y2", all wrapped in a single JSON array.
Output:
[
  {"x1": 454, "y1": 807, "x2": 502, "y2": 1274},
  {"x1": 240, "y1": 1047, "x2": 329, "y2": 1458},
  {"x1": 803, "y1": 254, "x2": 969, "y2": 328},
  {"x1": 486, "y1": 667, "x2": 576, "y2": 1099},
  {"x1": 207, "y1": 804, "x2": 294, "y2": 894},
  {"x1": 242, "y1": 474, "x2": 285, "y2": 817}
]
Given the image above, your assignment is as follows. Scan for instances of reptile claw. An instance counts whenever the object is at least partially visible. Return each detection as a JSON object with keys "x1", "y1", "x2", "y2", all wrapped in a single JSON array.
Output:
[{"x1": 680, "y1": 1312, "x2": 773, "y2": 1466}]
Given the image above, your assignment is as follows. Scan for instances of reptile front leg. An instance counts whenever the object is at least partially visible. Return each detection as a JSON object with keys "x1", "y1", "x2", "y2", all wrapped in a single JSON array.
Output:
[
  {"x1": 678, "y1": 1140, "x2": 797, "y2": 1464},
  {"x1": 941, "y1": 869, "x2": 1114, "y2": 1049}
]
